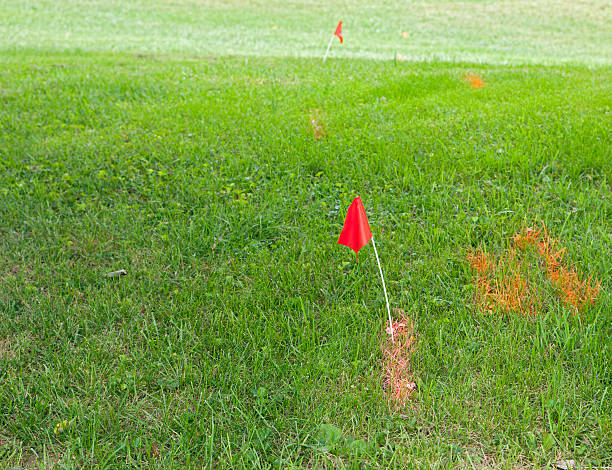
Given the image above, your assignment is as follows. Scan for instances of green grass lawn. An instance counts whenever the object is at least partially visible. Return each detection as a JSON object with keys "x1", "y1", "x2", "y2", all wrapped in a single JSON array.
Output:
[
  {"x1": 2, "y1": 0, "x2": 612, "y2": 64},
  {"x1": 1, "y1": 1, "x2": 611, "y2": 469}
]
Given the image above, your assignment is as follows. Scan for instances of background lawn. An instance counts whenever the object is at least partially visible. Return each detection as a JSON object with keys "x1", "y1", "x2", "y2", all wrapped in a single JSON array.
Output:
[
  {"x1": 2, "y1": 0, "x2": 612, "y2": 64},
  {"x1": 0, "y1": 1, "x2": 611, "y2": 468}
]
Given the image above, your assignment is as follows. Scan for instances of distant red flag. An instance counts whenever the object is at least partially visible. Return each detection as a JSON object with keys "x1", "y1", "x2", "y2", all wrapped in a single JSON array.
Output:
[
  {"x1": 334, "y1": 21, "x2": 343, "y2": 44},
  {"x1": 338, "y1": 196, "x2": 372, "y2": 258}
]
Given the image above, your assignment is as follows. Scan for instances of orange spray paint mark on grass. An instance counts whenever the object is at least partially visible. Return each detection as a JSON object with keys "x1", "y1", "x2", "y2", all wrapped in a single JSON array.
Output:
[
  {"x1": 383, "y1": 308, "x2": 417, "y2": 408},
  {"x1": 468, "y1": 249, "x2": 537, "y2": 315},
  {"x1": 464, "y1": 72, "x2": 486, "y2": 89},
  {"x1": 468, "y1": 226, "x2": 600, "y2": 315},
  {"x1": 517, "y1": 226, "x2": 601, "y2": 310}
]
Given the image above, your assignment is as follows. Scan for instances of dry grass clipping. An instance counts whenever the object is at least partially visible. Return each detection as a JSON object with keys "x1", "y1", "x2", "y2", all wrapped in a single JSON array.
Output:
[
  {"x1": 383, "y1": 308, "x2": 417, "y2": 408},
  {"x1": 468, "y1": 226, "x2": 601, "y2": 315},
  {"x1": 0, "y1": 337, "x2": 16, "y2": 360}
]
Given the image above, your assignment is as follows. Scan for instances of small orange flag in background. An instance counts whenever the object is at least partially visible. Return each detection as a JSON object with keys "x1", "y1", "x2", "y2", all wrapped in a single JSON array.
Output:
[
  {"x1": 338, "y1": 196, "x2": 372, "y2": 258},
  {"x1": 334, "y1": 21, "x2": 343, "y2": 44}
]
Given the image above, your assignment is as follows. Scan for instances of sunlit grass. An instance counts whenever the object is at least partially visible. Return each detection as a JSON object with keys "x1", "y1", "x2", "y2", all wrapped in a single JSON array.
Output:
[
  {"x1": 0, "y1": 51, "x2": 610, "y2": 468},
  {"x1": 1, "y1": 0, "x2": 611, "y2": 64},
  {"x1": 0, "y1": 0, "x2": 611, "y2": 467}
]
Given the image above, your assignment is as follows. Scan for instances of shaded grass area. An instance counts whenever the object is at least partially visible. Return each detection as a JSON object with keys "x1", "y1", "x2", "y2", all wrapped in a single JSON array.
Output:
[{"x1": 0, "y1": 53, "x2": 611, "y2": 468}]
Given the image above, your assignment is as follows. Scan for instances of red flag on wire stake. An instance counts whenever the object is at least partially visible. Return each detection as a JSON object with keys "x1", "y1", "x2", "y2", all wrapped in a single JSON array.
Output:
[
  {"x1": 338, "y1": 197, "x2": 395, "y2": 341},
  {"x1": 334, "y1": 21, "x2": 343, "y2": 44},
  {"x1": 323, "y1": 20, "x2": 343, "y2": 62},
  {"x1": 337, "y1": 197, "x2": 371, "y2": 258}
]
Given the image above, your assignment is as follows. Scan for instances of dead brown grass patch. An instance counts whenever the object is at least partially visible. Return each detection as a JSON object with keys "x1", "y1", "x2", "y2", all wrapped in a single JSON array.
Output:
[{"x1": 0, "y1": 336, "x2": 17, "y2": 360}]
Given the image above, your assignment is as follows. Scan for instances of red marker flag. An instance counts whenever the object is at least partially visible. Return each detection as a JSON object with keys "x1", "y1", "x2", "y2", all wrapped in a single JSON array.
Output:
[
  {"x1": 337, "y1": 196, "x2": 395, "y2": 341},
  {"x1": 338, "y1": 196, "x2": 372, "y2": 258},
  {"x1": 323, "y1": 20, "x2": 343, "y2": 62},
  {"x1": 334, "y1": 21, "x2": 343, "y2": 44}
]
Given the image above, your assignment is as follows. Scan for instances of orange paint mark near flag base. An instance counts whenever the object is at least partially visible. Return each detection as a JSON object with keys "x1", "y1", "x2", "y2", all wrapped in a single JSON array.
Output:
[{"x1": 383, "y1": 309, "x2": 417, "y2": 409}]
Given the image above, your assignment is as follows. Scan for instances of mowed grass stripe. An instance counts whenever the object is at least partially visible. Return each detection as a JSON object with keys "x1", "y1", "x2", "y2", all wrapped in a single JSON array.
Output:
[{"x1": 1, "y1": 0, "x2": 612, "y2": 64}]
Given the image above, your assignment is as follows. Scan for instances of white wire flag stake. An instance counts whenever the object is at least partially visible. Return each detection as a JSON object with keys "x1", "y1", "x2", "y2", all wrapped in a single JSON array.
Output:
[
  {"x1": 323, "y1": 35, "x2": 335, "y2": 62},
  {"x1": 372, "y1": 237, "x2": 394, "y2": 342}
]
